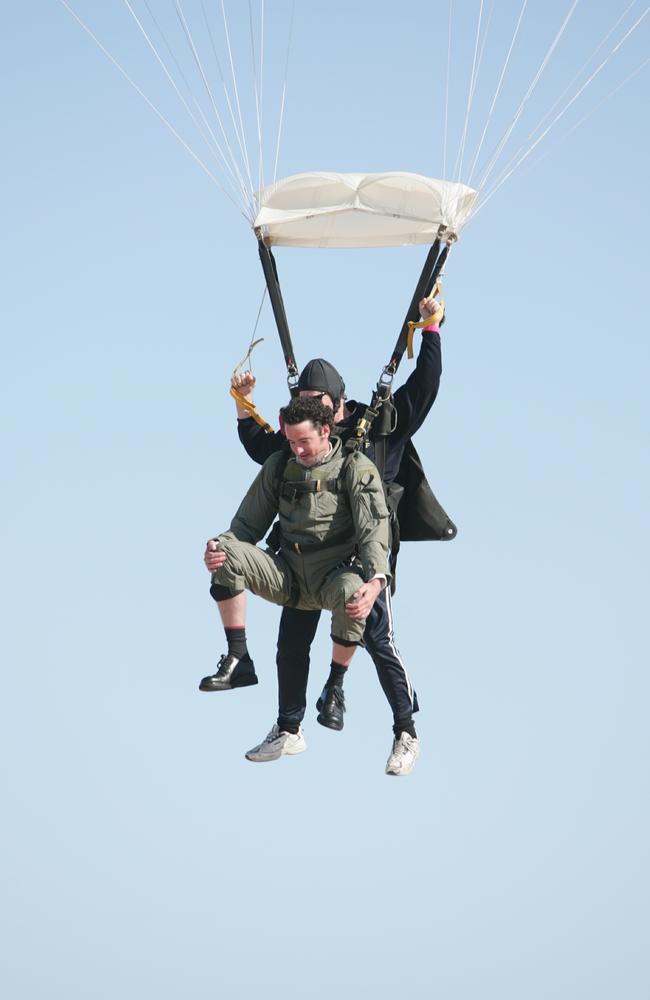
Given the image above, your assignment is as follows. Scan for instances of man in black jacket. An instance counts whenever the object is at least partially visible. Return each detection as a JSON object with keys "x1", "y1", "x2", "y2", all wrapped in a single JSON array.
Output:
[{"x1": 201, "y1": 293, "x2": 444, "y2": 775}]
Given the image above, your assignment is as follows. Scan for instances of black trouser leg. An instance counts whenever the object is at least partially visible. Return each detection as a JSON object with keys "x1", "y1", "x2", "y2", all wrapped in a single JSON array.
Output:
[
  {"x1": 363, "y1": 588, "x2": 419, "y2": 726},
  {"x1": 276, "y1": 606, "x2": 322, "y2": 730}
]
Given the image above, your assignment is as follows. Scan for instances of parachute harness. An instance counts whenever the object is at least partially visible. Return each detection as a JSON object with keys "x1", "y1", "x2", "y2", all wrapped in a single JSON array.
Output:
[{"x1": 245, "y1": 223, "x2": 456, "y2": 590}]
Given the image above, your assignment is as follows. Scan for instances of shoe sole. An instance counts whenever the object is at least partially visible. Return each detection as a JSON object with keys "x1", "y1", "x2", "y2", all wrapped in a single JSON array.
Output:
[
  {"x1": 245, "y1": 743, "x2": 306, "y2": 763},
  {"x1": 316, "y1": 713, "x2": 344, "y2": 731},
  {"x1": 199, "y1": 674, "x2": 259, "y2": 692},
  {"x1": 315, "y1": 695, "x2": 344, "y2": 731}
]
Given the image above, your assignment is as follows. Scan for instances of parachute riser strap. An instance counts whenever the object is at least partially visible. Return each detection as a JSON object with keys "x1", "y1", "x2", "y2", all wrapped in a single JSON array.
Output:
[
  {"x1": 255, "y1": 232, "x2": 299, "y2": 392},
  {"x1": 349, "y1": 231, "x2": 452, "y2": 469},
  {"x1": 385, "y1": 234, "x2": 440, "y2": 374},
  {"x1": 388, "y1": 233, "x2": 454, "y2": 374},
  {"x1": 229, "y1": 386, "x2": 275, "y2": 433},
  {"x1": 406, "y1": 282, "x2": 445, "y2": 359}
]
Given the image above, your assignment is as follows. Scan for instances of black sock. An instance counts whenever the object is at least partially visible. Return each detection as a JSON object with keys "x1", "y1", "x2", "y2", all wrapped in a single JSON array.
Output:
[
  {"x1": 393, "y1": 719, "x2": 417, "y2": 739},
  {"x1": 225, "y1": 626, "x2": 248, "y2": 660},
  {"x1": 327, "y1": 661, "x2": 348, "y2": 689}
]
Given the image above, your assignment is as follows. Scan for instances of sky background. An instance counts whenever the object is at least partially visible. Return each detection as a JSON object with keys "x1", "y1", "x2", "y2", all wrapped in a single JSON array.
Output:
[{"x1": 2, "y1": 2, "x2": 649, "y2": 997}]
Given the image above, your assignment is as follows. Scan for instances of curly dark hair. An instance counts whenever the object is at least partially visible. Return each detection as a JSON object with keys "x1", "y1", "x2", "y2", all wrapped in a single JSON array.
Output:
[{"x1": 280, "y1": 396, "x2": 335, "y2": 434}]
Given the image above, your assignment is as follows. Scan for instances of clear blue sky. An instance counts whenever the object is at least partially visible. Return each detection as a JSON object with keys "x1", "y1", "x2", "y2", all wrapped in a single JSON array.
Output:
[{"x1": 2, "y1": 2, "x2": 649, "y2": 998}]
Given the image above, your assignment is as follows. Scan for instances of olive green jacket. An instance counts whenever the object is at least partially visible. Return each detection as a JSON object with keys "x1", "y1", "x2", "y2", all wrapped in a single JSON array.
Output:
[{"x1": 219, "y1": 437, "x2": 390, "y2": 583}]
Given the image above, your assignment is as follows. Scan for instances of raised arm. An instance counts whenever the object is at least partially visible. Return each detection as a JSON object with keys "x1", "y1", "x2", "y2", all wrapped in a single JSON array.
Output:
[
  {"x1": 232, "y1": 369, "x2": 287, "y2": 465},
  {"x1": 391, "y1": 292, "x2": 444, "y2": 445}
]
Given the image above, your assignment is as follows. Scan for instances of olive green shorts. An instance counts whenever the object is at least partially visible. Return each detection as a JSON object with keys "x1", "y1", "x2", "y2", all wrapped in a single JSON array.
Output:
[{"x1": 211, "y1": 536, "x2": 366, "y2": 644}]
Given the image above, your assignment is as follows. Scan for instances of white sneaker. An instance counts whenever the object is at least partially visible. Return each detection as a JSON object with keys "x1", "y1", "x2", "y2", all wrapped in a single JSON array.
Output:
[
  {"x1": 245, "y1": 724, "x2": 307, "y2": 763},
  {"x1": 385, "y1": 732, "x2": 420, "y2": 776}
]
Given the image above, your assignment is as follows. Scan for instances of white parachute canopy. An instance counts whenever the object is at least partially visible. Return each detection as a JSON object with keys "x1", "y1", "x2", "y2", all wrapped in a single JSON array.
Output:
[{"x1": 253, "y1": 172, "x2": 477, "y2": 248}]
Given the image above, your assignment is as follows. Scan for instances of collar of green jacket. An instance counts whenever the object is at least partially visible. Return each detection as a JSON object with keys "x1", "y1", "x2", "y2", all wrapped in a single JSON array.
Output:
[{"x1": 283, "y1": 435, "x2": 345, "y2": 481}]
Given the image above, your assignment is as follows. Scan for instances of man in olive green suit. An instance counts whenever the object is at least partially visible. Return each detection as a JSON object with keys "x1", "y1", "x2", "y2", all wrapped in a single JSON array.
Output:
[{"x1": 202, "y1": 395, "x2": 390, "y2": 762}]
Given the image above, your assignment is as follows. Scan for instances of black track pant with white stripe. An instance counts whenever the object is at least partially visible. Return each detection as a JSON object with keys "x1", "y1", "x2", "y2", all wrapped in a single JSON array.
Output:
[{"x1": 276, "y1": 588, "x2": 419, "y2": 731}]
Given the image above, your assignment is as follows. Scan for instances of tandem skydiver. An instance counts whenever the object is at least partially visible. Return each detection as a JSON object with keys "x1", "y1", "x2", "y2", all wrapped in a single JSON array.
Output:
[
  {"x1": 199, "y1": 291, "x2": 449, "y2": 775},
  {"x1": 203, "y1": 396, "x2": 390, "y2": 763}
]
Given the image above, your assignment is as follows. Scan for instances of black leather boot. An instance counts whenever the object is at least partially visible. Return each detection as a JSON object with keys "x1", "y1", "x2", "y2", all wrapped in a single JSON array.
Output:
[
  {"x1": 316, "y1": 685, "x2": 346, "y2": 730},
  {"x1": 199, "y1": 653, "x2": 258, "y2": 692}
]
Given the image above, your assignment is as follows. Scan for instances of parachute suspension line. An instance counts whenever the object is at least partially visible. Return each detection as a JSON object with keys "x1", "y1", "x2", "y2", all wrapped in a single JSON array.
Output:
[
  {"x1": 525, "y1": 0, "x2": 641, "y2": 151},
  {"x1": 259, "y1": 0, "x2": 266, "y2": 193},
  {"x1": 475, "y1": 4, "x2": 650, "y2": 217},
  {"x1": 220, "y1": 0, "x2": 256, "y2": 207},
  {"x1": 480, "y1": 0, "x2": 643, "y2": 200},
  {"x1": 250, "y1": 285, "x2": 268, "y2": 347},
  {"x1": 476, "y1": 0, "x2": 580, "y2": 195},
  {"x1": 143, "y1": 1, "x2": 194, "y2": 84},
  {"x1": 120, "y1": 1, "x2": 224, "y2": 183},
  {"x1": 273, "y1": 0, "x2": 295, "y2": 184},
  {"x1": 489, "y1": 51, "x2": 650, "y2": 199},
  {"x1": 442, "y1": 0, "x2": 452, "y2": 179},
  {"x1": 458, "y1": 0, "x2": 496, "y2": 180},
  {"x1": 143, "y1": 0, "x2": 218, "y2": 127},
  {"x1": 232, "y1": 287, "x2": 267, "y2": 378},
  {"x1": 228, "y1": 285, "x2": 273, "y2": 433},
  {"x1": 142, "y1": 0, "x2": 245, "y2": 195},
  {"x1": 454, "y1": 0, "x2": 486, "y2": 183},
  {"x1": 545, "y1": 52, "x2": 650, "y2": 157},
  {"x1": 230, "y1": 300, "x2": 274, "y2": 433},
  {"x1": 474, "y1": 1, "x2": 496, "y2": 95},
  {"x1": 466, "y1": 0, "x2": 529, "y2": 188},
  {"x1": 200, "y1": 0, "x2": 256, "y2": 202},
  {"x1": 120, "y1": 0, "x2": 252, "y2": 215},
  {"x1": 248, "y1": 0, "x2": 266, "y2": 195},
  {"x1": 173, "y1": 0, "x2": 255, "y2": 216},
  {"x1": 57, "y1": 0, "x2": 247, "y2": 219}
]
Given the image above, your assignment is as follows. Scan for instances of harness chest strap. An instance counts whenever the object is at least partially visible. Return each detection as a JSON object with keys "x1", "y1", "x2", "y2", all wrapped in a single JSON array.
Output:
[
  {"x1": 280, "y1": 478, "x2": 340, "y2": 501},
  {"x1": 280, "y1": 447, "x2": 355, "y2": 497},
  {"x1": 275, "y1": 453, "x2": 357, "y2": 554}
]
